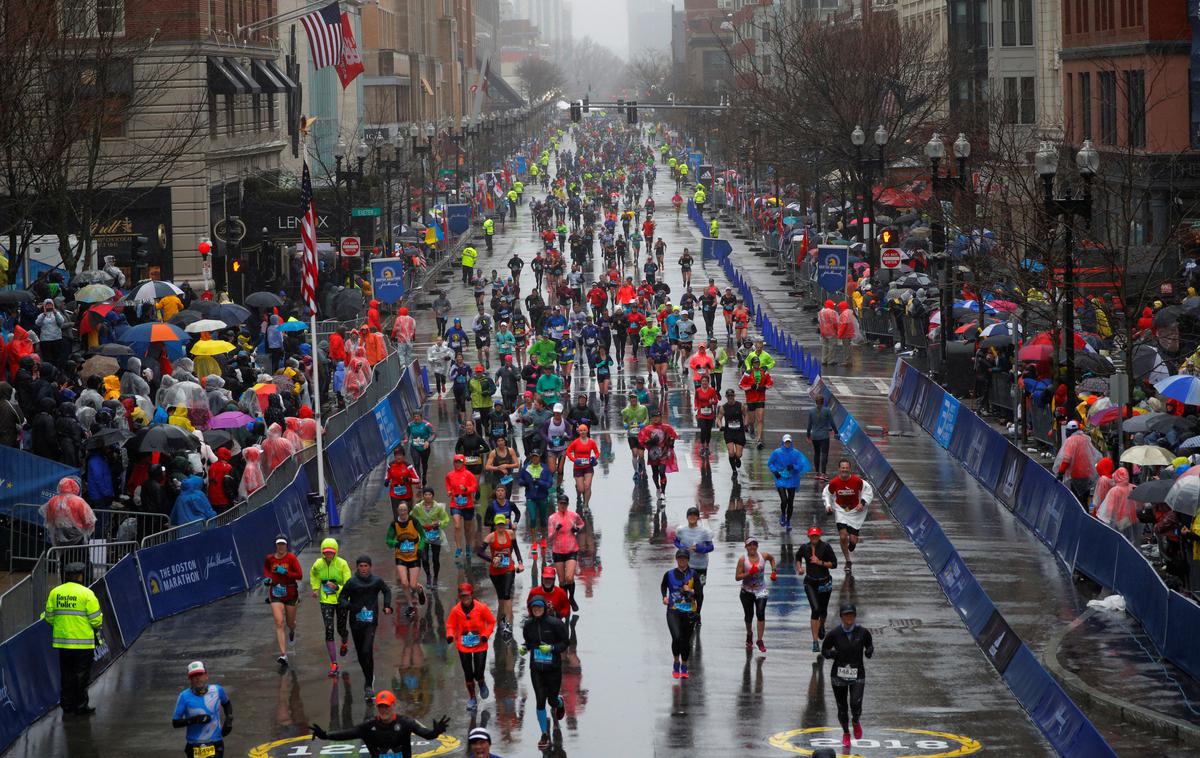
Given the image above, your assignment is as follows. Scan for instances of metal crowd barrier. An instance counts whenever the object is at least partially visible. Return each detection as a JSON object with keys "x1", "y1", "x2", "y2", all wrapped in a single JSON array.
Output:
[
  {"x1": 5, "y1": 505, "x2": 167, "y2": 573},
  {"x1": 139, "y1": 519, "x2": 204, "y2": 549}
]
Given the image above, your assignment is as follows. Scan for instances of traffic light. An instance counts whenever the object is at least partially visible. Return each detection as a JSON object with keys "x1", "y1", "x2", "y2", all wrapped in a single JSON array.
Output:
[
  {"x1": 231, "y1": 258, "x2": 242, "y2": 273},
  {"x1": 627, "y1": 101, "x2": 638, "y2": 125},
  {"x1": 931, "y1": 222, "x2": 946, "y2": 249},
  {"x1": 570, "y1": 101, "x2": 581, "y2": 123},
  {"x1": 582, "y1": 96, "x2": 589, "y2": 113},
  {"x1": 131, "y1": 235, "x2": 149, "y2": 263},
  {"x1": 617, "y1": 97, "x2": 625, "y2": 114},
  {"x1": 878, "y1": 227, "x2": 895, "y2": 246}
]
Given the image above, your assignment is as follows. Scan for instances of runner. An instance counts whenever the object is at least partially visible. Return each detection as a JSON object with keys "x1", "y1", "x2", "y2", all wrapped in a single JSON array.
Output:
[
  {"x1": 309, "y1": 538, "x2": 352, "y2": 676},
  {"x1": 412, "y1": 488, "x2": 449, "y2": 588},
  {"x1": 521, "y1": 595, "x2": 570, "y2": 750},
  {"x1": 338, "y1": 556, "x2": 394, "y2": 700},
  {"x1": 445, "y1": 454, "x2": 480, "y2": 559},
  {"x1": 679, "y1": 247, "x2": 693, "y2": 289},
  {"x1": 527, "y1": 564, "x2": 573, "y2": 623},
  {"x1": 822, "y1": 602, "x2": 875, "y2": 749},
  {"x1": 693, "y1": 375, "x2": 719, "y2": 459},
  {"x1": 767, "y1": 434, "x2": 813, "y2": 531},
  {"x1": 734, "y1": 536, "x2": 777, "y2": 654},
  {"x1": 171, "y1": 661, "x2": 233, "y2": 758},
  {"x1": 739, "y1": 356, "x2": 774, "y2": 449},
  {"x1": 263, "y1": 536, "x2": 302, "y2": 666},
  {"x1": 594, "y1": 345, "x2": 613, "y2": 407},
  {"x1": 405, "y1": 410, "x2": 436, "y2": 482},
  {"x1": 823, "y1": 459, "x2": 874, "y2": 573},
  {"x1": 687, "y1": 342, "x2": 715, "y2": 390},
  {"x1": 445, "y1": 583, "x2": 497, "y2": 710},
  {"x1": 478, "y1": 514, "x2": 524, "y2": 639},
  {"x1": 661, "y1": 549, "x2": 698, "y2": 679},
  {"x1": 806, "y1": 394, "x2": 834, "y2": 480},
  {"x1": 484, "y1": 435, "x2": 520, "y2": 489},
  {"x1": 622, "y1": 391, "x2": 650, "y2": 480},
  {"x1": 547, "y1": 493, "x2": 585, "y2": 612},
  {"x1": 386, "y1": 447, "x2": 421, "y2": 521},
  {"x1": 796, "y1": 527, "x2": 838, "y2": 652},
  {"x1": 639, "y1": 408, "x2": 679, "y2": 500},
  {"x1": 309, "y1": 689, "x2": 450, "y2": 757},
  {"x1": 672, "y1": 506, "x2": 714, "y2": 623},
  {"x1": 386, "y1": 502, "x2": 427, "y2": 616},
  {"x1": 517, "y1": 449, "x2": 555, "y2": 558},
  {"x1": 541, "y1": 403, "x2": 572, "y2": 485},
  {"x1": 564, "y1": 424, "x2": 599, "y2": 510},
  {"x1": 720, "y1": 288, "x2": 738, "y2": 336}
]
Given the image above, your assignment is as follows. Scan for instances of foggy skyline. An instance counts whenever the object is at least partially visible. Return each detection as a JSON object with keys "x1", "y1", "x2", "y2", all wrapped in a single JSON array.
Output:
[{"x1": 572, "y1": 0, "x2": 631, "y2": 59}]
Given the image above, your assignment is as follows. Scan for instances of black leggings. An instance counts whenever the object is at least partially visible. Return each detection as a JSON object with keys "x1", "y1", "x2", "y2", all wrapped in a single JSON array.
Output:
[
  {"x1": 832, "y1": 680, "x2": 866, "y2": 730},
  {"x1": 666, "y1": 610, "x2": 694, "y2": 661},
  {"x1": 321, "y1": 604, "x2": 349, "y2": 642},
  {"x1": 804, "y1": 580, "x2": 833, "y2": 621},
  {"x1": 812, "y1": 438, "x2": 829, "y2": 474},
  {"x1": 650, "y1": 463, "x2": 667, "y2": 491},
  {"x1": 699, "y1": 419, "x2": 713, "y2": 446},
  {"x1": 412, "y1": 446, "x2": 431, "y2": 480},
  {"x1": 693, "y1": 569, "x2": 707, "y2": 615},
  {"x1": 434, "y1": 373, "x2": 446, "y2": 394},
  {"x1": 778, "y1": 487, "x2": 796, "y2": 523},
  {"x1": 740, "y1": 590, "x2": 767, "y2": 624},
  {"x1": 459, "y1": 649, "x2": 488, "y2": 683},
  {"x1": 350, "y1": 622, "x2": 377, "y2": 685},
  {"x1": 421, "y1": 543, "x2": 442, "y2": 584},
  {"x1": 531, "y1": 666, "x2": 563, "y2": 711}
]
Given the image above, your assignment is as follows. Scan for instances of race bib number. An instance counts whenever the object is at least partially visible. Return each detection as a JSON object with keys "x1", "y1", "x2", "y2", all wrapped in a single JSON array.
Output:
[
  {"x1": 391, "y1": 484, "x2": 408, "y2": 498},
  {"x1": 497, "y1": 554, "x2": 512, "y2": 569},
  {"x1": 465, "y1": 455, "x2": 481, "y2": 465},
  {"x1": 425, "y1": 528, "x2": 440, "y2": 541},
  {"x1": 413, "y1": 437, "x2": 428, "y2": 449},
  {"x1": 836, "y1": 665, "x2": 859, "y2": 680},
  {"x1": 356, "y1": 608, "x2": 376, "y2": 624},
  {"x1": 399, "y1": 540, "x2": 416, "y2": 553},
  {"x1": 461, "y1": 631, "x2": 481, "y2": 647},
  {"x1": 574, "y1": 458, "x2": 591, "y2": 467},
  {"x1": 271, "y1": 583, "x2": 288, "y2": 598},
  {"x1": 673, "y1": 600, "x2": 692, "y2": 613},
  {"x1": 193, "y1": 745, "x2": 216, "y2": 758},
  {"x1": 454, "y1": 495, "x2": 469, "y2": 507},
  {"x1": 532, "y1": 647, "x2": 554, "y2": 664},
  {"x1": 726, "y1": 421, "x2": 741, "y2": 429},
  {"x1": 552, "y1": 436, "x2": 564, "y2": 447}
]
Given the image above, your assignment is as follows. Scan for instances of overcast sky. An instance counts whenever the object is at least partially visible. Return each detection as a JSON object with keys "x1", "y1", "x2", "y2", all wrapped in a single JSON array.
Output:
[{"x1": 572, "y1": 0, "x2": 630, "y2": 59}]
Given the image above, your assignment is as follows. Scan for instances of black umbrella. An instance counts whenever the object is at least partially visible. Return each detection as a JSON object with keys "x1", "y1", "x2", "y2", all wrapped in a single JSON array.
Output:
[
  {"x1": 981, "y1": 334, "x2": 1016, "y2": 347},
  {"x1": 94, "y1": 343, "x2": 134, "y2": 357},
  {"x1": 84, "y1": 428, "x2": 134, "y2": 449},
  {"x1": 1131, "y1": 478, "x2": 1175, "y2": 504},
  {"x1": 245, "y1": 291, "x2": 284, "y2": 309},
  {"x1": 1153, "y1": 306, "x2": 1182, "y2": 328},
  {"x1": 332, "y1": 289, "x2": 364, "y2": 321},
  {"x1": 169, "y1": 309, "x2": 204, "y2": 327},
  {"x1": 139, "y1": 424, "x2": 200, "y2": 453},
  {"x1": 212, "y1": 303, "x2": 251, "y2": 325},
  {"x1": 1068, "y1": 351, "x2": 1115, "y2": 377},
  {"x1": 1182, "y1": 296, "x2": 1200, "y2": 315},
  {"x1": 0, "y1": 289, "x2": 34, "y2": 305},
  {"x1": 202, "y1": 429, "x2": 233, "y2": 448}
]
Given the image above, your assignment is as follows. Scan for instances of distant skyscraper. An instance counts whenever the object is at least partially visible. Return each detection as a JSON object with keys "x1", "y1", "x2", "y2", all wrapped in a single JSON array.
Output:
[{"x1": 628, "y1": 0, "x2": 672, "y2": 57}]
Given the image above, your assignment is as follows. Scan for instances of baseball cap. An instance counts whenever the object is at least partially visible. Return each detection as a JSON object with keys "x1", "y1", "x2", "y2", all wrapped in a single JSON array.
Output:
[
  {"x1": 808, "y1": 526, "x2": 823, "y2": 537},
  {"x1": 493, "y1": 514, "x2": 507, "y2": 525},
  {"x1": 541, "y1": 566, "x2": 557, "y2": 579},
  {"x1": 577, "y1": 423, "x2": 589, "y2": 433},
  {"x1": 782, "y1": 434, "x2": 793, "y2": 443},
  {"x1": 187, "y1": 661, "x2": 206, "y2": 677},
  {"x1": 553, "y1": 402, "x2": 564, "y2": 412},
  {"x1": 839, "y1": 602, "x2": 857, "y2": 616},
  {"x1": 675, "y1": 549, "x2": 691, "y2": 560},
  {"x1": 686, "y1": 506, "x2": 700, "y2": 517},
  {"x1": 744, "y1": 536, "x2": 758, "y2": 545},
  {"x1": 1066, "y1": 420, "x2": 1079, "y2": 431},
  {"x1": 458, "y1": 582, "x2": 474, "y2": 596},
  {"x1": 475, "y1": 364, "x2": 484, "y2": 373},
  {"x1": 453, "y1": 453, "x2": 466, "y2": 463},
  {"x1": 468, "y1": 727, "x2": 492, "y2": 744},
  {"x1": 557, "y1": 493, "x2": 570, "y2": 503},
  {"x1": 374, "y1": 690, "x2": 397, "y2": 707},
  {"x1": 529, "y1": 595, "x2": 547, "y2": 608},
  {"x1": 64, "y1": 562, "x2": 86, "y2": 574},
  {"x1": 275, "y1": 535, "x2": 288, "y2": 544}
]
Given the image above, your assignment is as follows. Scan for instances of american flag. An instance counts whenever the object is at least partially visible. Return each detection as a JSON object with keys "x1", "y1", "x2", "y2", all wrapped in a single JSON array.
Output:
[
  {"x1": 300, "y1": 2, "x2": 343, "y2": 69},
  {"x1": 299, "y1": 160, "x2": 319, "y2": 314}
]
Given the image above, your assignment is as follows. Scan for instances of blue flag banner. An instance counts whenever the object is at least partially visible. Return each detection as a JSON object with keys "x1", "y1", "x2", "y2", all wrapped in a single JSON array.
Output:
[
  {"x1": 370, "y1": 257, "x2": 406, "y2": 304},
  {"x1": 516, "y1": 155, "x2": 527, "y2": 175},
  {"x1": 0, "y1": 447, "x2": 79, "y2": 516},
  {"x1": 816, "y1": 245, "x2": 849, "y2": 294}
]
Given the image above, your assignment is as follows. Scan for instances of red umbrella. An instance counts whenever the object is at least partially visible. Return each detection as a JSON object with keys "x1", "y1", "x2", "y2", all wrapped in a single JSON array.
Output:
[
  {"x1": 1030, "y1": 331, "x2": 1091, "y2": 350},
  {"x1": 1018, "y1": 344, "x2": 1053, "y2": 362},
  {"x1": 80, "y1": 303, "x2": 116, "y2": 334}
]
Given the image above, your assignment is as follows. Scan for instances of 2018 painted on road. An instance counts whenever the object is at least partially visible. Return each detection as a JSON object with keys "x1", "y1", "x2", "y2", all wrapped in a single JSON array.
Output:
[
  {"x1": 248, "y1": 734, "x2": 460, "y2": 757},
  {"x1": 769, "y1": 727, "x2": 981, "y2": 758}
]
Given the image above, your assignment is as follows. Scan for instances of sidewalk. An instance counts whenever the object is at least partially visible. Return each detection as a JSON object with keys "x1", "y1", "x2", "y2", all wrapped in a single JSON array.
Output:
[{"x1": 713, "y1": 202, "x2": 1198, "y2": 754}]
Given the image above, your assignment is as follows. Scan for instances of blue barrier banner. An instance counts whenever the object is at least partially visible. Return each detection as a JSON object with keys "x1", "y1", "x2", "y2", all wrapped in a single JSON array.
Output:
[
  {"x1": 889, "y1": 357, "x2": 908, "y2": 401},
  {"x1": 0, "y1": 447, "x2": 78, "y2": 515},
  {"x1": 896, "y1": 366, "x2": 921, "y2": 412},
  {"x1": 400, "y1": 370, "x2": 421, "y2": 416},
  {"x1": 932, "y1": 392, "x2": 960, "y2": 448},
  {"x1": 887, "y1": 485, "x2": 922, "y2": 524},
  {"x1": 446, "y1": 203, "x2": 471, "y2": 235},
  {"x1": 232, "y1": 500, "x2": 286, "y2": 588},
  {"x1": 816, "y1": 245, "x2": 849, "y2": 293},
  {"x1": 1071, "y1": 517, "x2": 1122, "y2": 590},
  {"x1": 853, "y1": 437, "x2": 893, "y2": 483},
  {"x1": 373, "y1": 395, "x2": 403, "y2": 452},
  {"x1": 949, "y1": 412, "x2": 1007, "y2": 490},
  {"x1": 915, "y1": 523, "x2": 956, "y2": 575},
  {"x1": 1165, "y1": 592, "x2": 1200, "y2": 679},
  {"x1": 837, "y1": 414, "x2": 860, "y2": 445},
  {"x1": 272, "y1": 468, "x2": 313, "y2": 550},
  {"x1": 1014, "y1": 458, "x2": 1054, "y2": 530},
  {"x1": 1033, "y1": 483, "x2": 1078, "y2": 550},
  {"x1": 325, "y1": 409, "x2": 387, "y2": 501},
  {"x1": 90, "y1": 573, "x2": 128, "y2": 672},
  {"x1": 388, "y1": 388, "x2": 409, "y2": 432},
  {"x1": 1118, "y1": 546, "x2": 1170, "y2": 650},
  {"x1": 917, "y1": 382, "x2": 945, "y2": 432},
  {"x1": 0, "y1": 622, "x2": 57, "y2": 754},
  {"x1": 370, "y1": 257, "x2": 406, "y2": 304},
  {"x1": 139, "y1": 526, "x2": 247, "y2": 620},
  {"x1": 407, "y1": 361, "x2": 428, "y2": 406},
  {"x1": 105, "y1": 553, "x2": 152, "y2": 648},
  {"x1": 996, "y1": 444, "x2": 1027, "y2": 511},
  {"x1": 978, "y1": 609, "x2": 1022, "y2": 674},
  {"x1": 1030, "y1": 672, "x2": 1098, "y2": 755},
  {"x1": 1052, "y1": 495, "x2": 1083, "y2": 568}
]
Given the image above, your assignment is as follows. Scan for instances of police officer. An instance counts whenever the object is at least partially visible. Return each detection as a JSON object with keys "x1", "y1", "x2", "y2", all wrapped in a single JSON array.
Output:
[
  {"x1": 709, "y1": 217, "x2": 719, "y2": 239},
  {"x1": 43, "y1": 562, "x2": 102, "y2": 714},
  {"x1": 461, "y1": 244, "x2": 478, "y2": 286},
  {"x1": 507, "y1": 189, "x2": 518, "y2": 219},
  {"x1": 482, "y1": 217, "x2": 495, "y2": 253}
]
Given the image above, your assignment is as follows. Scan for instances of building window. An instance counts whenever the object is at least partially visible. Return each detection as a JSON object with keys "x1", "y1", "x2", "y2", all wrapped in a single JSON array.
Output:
[
  {"x1": 59, "y1": 0, "x2": 125, "y2": 37},
  {"x1": 224, "y1": 94, "x2": 235, "y2": 136},
  {"x1": 1065, "y1": 73, "x2": 1074, "y2": 141},
  {"x1": 1001, "y1": 0, "x2": 1015, "y2": 46},
  {"x1": 1126, "y1": 69, "x2": 1145, "y2": 148},
  {"x1": 1099, "y1": 71, "x2": 1117, "y2": 144},
  {"x1": 1018, "y1": 0, "x2": 1033, "y2": 44},
  {"x1": 1096, "y1": 0, "x2": 1112, "y2": 31},
  {"x1": 1080, "y1": 72, "x2": 1092, "y2": 138},
  {"x1": 980, "y1": 0, "x2": 990, "y2": 47},
  {"x1": 1063, "y1": 0, "x2": 1071, "y2": 36},
  {"x1": 267, "y1": 93, "x2": 276, "y2": 129},
  {"x1": 1002, "y1": 76, "x2": 1036, "y2": 124},
  {"x1": 1075, "y1": 0, "x2": 1087, "y2": 33},
  {"x1": 252, "y1": 93, "x2": 261, "y2": 131},
  {"x1": 1003, "y1": 77, "x2": 1018, "y2": 123},
  {"x1": 1020, "y1": 76, "x2": 1035, "y2": 123},
  {"x1": 208, "y1": 92, "x2": 217, "y2": 138}
]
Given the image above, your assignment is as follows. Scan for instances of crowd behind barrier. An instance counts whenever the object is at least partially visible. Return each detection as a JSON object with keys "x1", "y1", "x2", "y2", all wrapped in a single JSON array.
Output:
[
  {"x1": 3, "y1": 503, "x2": 167, "y2": 572},
  {"x1": 890, "y1": 358, "x2": 1200, "y2": 684},
  {"x1": 689, "y1": 194, "x2": 1116, "y2": 756},
  {"x1": 0, "y1": 357, "x2": 426, "y2": 755}
]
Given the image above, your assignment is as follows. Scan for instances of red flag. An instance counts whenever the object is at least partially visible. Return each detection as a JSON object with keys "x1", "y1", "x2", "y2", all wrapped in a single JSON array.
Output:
[
  {"x1": 335, "y1": 11, "x2": 364, "y2": 88},
  {"x1": 300, "y1": 161, "x2": 319, "y2": 314}
]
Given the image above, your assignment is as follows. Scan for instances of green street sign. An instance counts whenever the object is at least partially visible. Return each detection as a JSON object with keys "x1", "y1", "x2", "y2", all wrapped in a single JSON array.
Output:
[{"x1": 351, "y1": 207, "x2": 381, "y2": 217}]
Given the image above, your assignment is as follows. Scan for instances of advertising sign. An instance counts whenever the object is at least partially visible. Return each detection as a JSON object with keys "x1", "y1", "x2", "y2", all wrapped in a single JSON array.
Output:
[{"x1": 815, "y1": 245, "x2": 849, "y2": 294}]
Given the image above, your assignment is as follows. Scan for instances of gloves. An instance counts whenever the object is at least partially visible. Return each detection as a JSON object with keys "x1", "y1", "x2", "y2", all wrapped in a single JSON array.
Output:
[
  {"x1": 189, "y1": 715, "x2": 212, "y2": 725},
  {"x1": 747, "y1": 563, "x2": 759, "y2": 575},
  {"x1": 445, "y1": 636, "x2": 454, "y2": 645},
  {"x1": 221, "y1": 718, "x2": 233, "y2": 737},
  {"x1": 275, "y1": 564, "x2": 288, "y2": 575},
  {"x1": 519, "y1": 646, "x2": 529, "y2": 655},
  {"x1": 538, "y1": 643, "x2": 553, "y2": 654},
  {"x1": 310, "y1": 723, "x2": 328, "y2": 740},
  {"x1": 432, "y1": 715, "x2": 451, "y2": 736}
]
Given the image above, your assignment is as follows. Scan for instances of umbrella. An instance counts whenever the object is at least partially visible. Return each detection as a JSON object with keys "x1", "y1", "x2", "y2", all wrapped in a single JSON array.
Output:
[
  {"x1": 79, "y1": 355, "x2": 119, "y2": 380},
  {"x1": 1122, "y1": 412, "x2": 1196, "y2": 435},
  {"x1": 244, "y1": 291, "x2": 284, "y2": 309},
  {"x1": 981, "y1": 322, "x2": 1020, "y2": 338},
  {"x1": 1018, "y1": 344, "x2": 1053, "y2": 362},
  {"x1": 1121, "y1": 445, "x2": 1176, "y2": 466},
  {"x1": 1166, "y1": 476, "x2": 1200, "y2": 516},
  {"x1": 981, "y1": 334, "x2": 1016, "y2": 348},
  {"x1": 202, "y1": 429, "x2": 233, "y2": 448},
  {"x1": 1132, "y1": 343, "x2": 1170, "y2": 384},
  {"x1": 1079, "y1": 377, "x2": 1110, "y2": 393},
  {"x1": 1179, "y1": 435, "x2": 1200, "y2": 450},
  {"x1": 170, "y1": 310, "x2": 205, "y2": 327},
  {"x1": 1182, "y1": 296, "x2": 1200, "y2": 315},
  {"x1": 1131, "y1": 478, "x2": 1175, "y2": 504},
  {"x1": 1153, "y1": 306, "x2": 1182, "y2": 328},
  {"x1": 128, "y1": 280, "x2": 184, "y2": 303},
  {"x1": 71, "y1": 270, "x2": 115, "y2": 286},
  {"x1": 184, "y1": 319, "x2": 228, "y2": 334},
  {"x1": 0, "y1": 289, "x2": 34, "y2": 305},
  {"x1": 84, "y1": 428, "x2": 134, "y2": 449},
  {"x1": 209, "y1": 411, "x2": 255, "y2": 429},
  {"x1": 213, "y1": 303, "x2": 251, "y2": 325},
  {"x1": 191, "y1": 339, "x2": 235, "y2": 356},
  {"x1": 953, "y1": 299, "x2": 999, "y2": 315},
  {"x1": 79, "y1": 304, "x2": 117, "y2": 334},
  {"x1": 893, "y1": 272, "x2": 933, "y2": 289},
  {"x1": 1072, "y1": 351, "x2": 1114, "y2": 376},
  {"x1": 75, "y1": 284, "x2": 116, "y2": 304},
  {"x1": 139, "y1": 424, "x2": 200, "y2": 453},
  {"x1": 1030, "y1": 331, "x2": 1093, "y2": 351},
  {"x1": 1155, "y1": 375, "x2": 1200, "y2": 405},
  {"x1": 120, "y1": 322, "x2": 189, "y2": 344},
  {"x1": 277, "y1": 318, "x2": 308, "y2": 332},
  {"x1": 93, "y1": 343, "x2": 133, "y2": 357},
  {"x1": 333, "y1": 289, "x2": 364, "y2": 321}
]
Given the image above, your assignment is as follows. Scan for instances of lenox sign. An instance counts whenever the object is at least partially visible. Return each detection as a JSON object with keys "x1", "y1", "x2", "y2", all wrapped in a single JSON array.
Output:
[{"x1": 275, "y1": 214, "x2": 331, "y2": 230}]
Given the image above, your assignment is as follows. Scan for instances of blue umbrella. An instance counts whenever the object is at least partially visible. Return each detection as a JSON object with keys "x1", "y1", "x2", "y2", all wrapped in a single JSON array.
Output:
[
  {"x1": 118, "y1": 322, "x2": 190, "y2": 344},
  {"x1": 953, "y1": 299, "x2": 999, "y2": 315},
  {"x1": 278, "y1": 318, "x2": 308, "y2": 332},
  {"x1": 1154, "y1": 375, "x2": 1200, "y2": 405}
]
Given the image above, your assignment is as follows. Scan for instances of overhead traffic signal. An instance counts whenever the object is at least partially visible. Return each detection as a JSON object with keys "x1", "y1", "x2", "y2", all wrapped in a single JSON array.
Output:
[
  {"x1": 627, "y1": 101, "x2": 638, "y2": 125},
  {"x1": 583, "y1": 96, "x2": 590, "y2": 113},
  {"x1": 570, "y1": 101, "x2": 581, "y2": 123},
  {"x1": 231, "y1": 259, "x2": 243, "y2": 273},
  {"x1": 617, "y1": 97, "x2": 625, "y2": 114}
]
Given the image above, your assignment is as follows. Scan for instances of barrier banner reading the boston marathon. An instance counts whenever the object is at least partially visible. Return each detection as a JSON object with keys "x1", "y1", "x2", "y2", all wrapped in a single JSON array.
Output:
[
  {"x1": 139, "y1": 525, "x2": 248, "y2": 620},
  {"x1": 889, "y1": 358, "x2": 1200, "y2": 684}
]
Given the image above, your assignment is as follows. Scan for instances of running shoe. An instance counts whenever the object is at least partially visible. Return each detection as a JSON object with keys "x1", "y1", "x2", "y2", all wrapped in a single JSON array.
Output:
[
  {"x1": 680, "y1": 664, "x2": 689, "y2": 678},
  {"x1": 853, "y1": 722, "x2": 863, "y2": 740},
  {"x1": 778, "y1": 515, "x2": 786, "y2": 527},
  {"x1": 328, "y1": 662, "x2": 339, "y2": 677},
  {"x1": 339, "y1": 641, "x2": 348, "y2": 657},
  {"x1": 845, "y1": 561, "x2": 853, "y2": 574},
  {"x1": 842, "y1": 732, "x2": 852, "y2": 749},
  {"x1": 811, "y1": 641, "x2": 819, "y2": 653},
  {"x1": 478, "y1": 681, "x2": 490, "y2": 699},
  {"x1": 538, "y1": 733, "x2": 551, "y2": 751},
  {"x1": 785, "y1": 519, "x2": 792, "y2": 532},
  {"x1": 417, "y1": 586, "x2": 427, "y2": 606},
  {"x1": 277, "y1": 654, "x2": 288, "y2": 666},
  {"x1": 818, "y1": 622, "x2": 826, "y2": 640},
  {"x1": 745, "y1": 635, "x2": 753, "y2": 651},
  {"x1": 672, "y1": 661, "x2": 681, "y2": 679},
  {"x1": 455, "y1": 548, "x2": 463, "y2": 559},
  {"x1": 467, "y1": 697, "x2": 478, "y2": 711},
  {"x1": 554, "y1": 695, "x2": 566, "y2": 722},
  {"x1": 757, "y1": 440, "x2": 765, "y2": 449},
  {"x1": 757, "y1": 639, "x2": 766, "y2": 653}
]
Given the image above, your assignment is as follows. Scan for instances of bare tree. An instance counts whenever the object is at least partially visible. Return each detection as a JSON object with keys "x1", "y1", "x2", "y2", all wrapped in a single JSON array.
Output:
[
  {"x1": 555, "y1": 36, "x2": 625, "y2": 101},
  {"x1": 625, "y1": 50, "x2": 671, "y2": 99},
  {"x1": 515, "y1": 57, "x2": 566, "y2": 103}
]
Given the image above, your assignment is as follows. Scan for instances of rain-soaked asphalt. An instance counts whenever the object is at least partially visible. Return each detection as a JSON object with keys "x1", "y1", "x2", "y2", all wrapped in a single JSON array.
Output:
[{"x1": 8, "y1": 138, "x2": 1140, "y2": 758}]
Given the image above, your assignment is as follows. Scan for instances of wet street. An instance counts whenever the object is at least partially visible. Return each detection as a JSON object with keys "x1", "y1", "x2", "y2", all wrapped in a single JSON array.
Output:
[{"x1": 8, "y1": 143, "x2": 1072, "y2": 757}]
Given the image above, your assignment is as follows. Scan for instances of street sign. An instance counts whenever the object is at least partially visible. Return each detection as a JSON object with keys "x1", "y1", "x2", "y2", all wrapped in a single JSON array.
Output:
[
  {"x1": 340, "y1": 236, "x2": 361, "y2": 256},
  {"x1": 816, "y1": 245, "x2": 849, "y2": 293},
  {"x1": 351, "y1": 207, "x2": 381, "y2": 218},
  {"x1": 881, "y1": 247, "x2": 903, "y2": 269}
]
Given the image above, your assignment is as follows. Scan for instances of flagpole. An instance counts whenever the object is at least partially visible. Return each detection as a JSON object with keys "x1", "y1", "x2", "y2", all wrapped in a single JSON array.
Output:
[{"x1": 301, "y1": 130, "x2": 328, "y2": 521}]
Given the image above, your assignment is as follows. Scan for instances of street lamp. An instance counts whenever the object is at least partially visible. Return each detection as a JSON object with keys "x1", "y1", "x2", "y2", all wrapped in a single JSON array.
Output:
[
  {"x1": 850, "y1": 124, "x2": 888, "y2": 272},
  {"x1": 925, "y1": 131, "x2": 973, "y2": 380},
  {"x1": 1036, "y1": 139, "x2": 1098, "y2": 415},
  {"x1": 411, "y1": 122, "x2": 434, "y2": 227}
]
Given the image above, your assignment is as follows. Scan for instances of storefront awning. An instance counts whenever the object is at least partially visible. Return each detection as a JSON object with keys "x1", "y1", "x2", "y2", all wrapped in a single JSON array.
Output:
[
  {"x1": 266, "y1": 60, "x2": 297, "y2": 93},
  {"x1": 207, "y1": 57, "x2": 245, "y2": 95},
  {"x1": 251, "y1": 59, "x2": 287, "y2": 94},
  {"x1": 223, "y1": 58, "x2": 261, "y2": 94}
]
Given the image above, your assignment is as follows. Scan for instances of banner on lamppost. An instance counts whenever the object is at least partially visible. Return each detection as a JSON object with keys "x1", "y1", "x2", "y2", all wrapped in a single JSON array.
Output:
[
  {"x1": 815, "y1": 245, "x2": 849, "y2": 293},
  {"x1": 370, "y1": 257, "x2": 406, "y2": 304}
]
